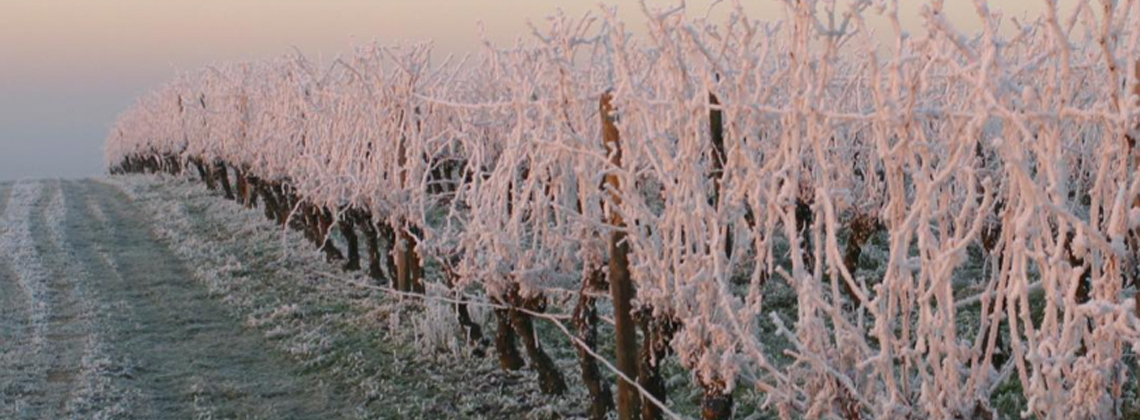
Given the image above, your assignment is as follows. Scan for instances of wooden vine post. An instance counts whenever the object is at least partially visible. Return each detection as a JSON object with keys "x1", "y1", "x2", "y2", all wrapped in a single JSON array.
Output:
[
  {"x1": 602, "y1": 91, "x2": 641, "y2": 420},
  {"x1": 395, "y1": 108, "x2": 424, "y2": 293},
  {"x1": 1130, "y1": 58, "x2": 1140, "y2": 315},
  {"x1": 709, "y1": 92, "x2": 726, "y2": 207},
  {"x1": 235, "y1": 93, "x2": 255, "y2": 208},
  {"x1": 701, "y1": 92, "x2": 734, "y2": 420}
]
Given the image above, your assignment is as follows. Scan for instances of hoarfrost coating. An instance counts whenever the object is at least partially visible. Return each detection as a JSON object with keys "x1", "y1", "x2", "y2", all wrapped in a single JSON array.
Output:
[{"x1": 105, "y1": 1, "x2": 1140, "y2": 419}]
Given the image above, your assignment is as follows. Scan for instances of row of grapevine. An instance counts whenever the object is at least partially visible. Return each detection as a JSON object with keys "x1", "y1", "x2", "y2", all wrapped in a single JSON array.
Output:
[{"x1": 106, "y1": 1, "x2": 1140, "y2": 418}]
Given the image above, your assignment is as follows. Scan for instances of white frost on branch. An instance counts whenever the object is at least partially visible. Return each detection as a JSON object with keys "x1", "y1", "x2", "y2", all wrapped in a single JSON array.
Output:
[{"x1": 105, "y1": 1, "x2": 1140, "y2": 418}]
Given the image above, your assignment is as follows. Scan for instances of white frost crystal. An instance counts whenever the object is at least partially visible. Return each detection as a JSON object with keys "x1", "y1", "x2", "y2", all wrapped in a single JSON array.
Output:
[{"x1": 101, "y1": 1, "x2": 1140, "y2": 419}]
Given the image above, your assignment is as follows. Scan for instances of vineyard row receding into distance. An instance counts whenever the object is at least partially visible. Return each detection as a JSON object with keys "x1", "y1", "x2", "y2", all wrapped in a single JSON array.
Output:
[{"x1": 104, "y1": 1, "x2": 1140, "y2": 419}]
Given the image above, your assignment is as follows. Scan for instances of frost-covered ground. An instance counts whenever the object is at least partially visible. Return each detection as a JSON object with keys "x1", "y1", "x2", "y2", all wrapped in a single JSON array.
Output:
[
  {"x1": 0, "y1": 175, "x2": 818, "y2": 420},
  {"x1": 0, "y1": 175, "x2": 651, "y2": 419},
  {"x1": 3, "y1": 176, "x2": 1091, "y2": 419},
  {"x1": 104, "y1": 174, "x2": 608, "y2": 419},
  {"x1": 0, "y1": 177, "x2": 591, "y2": 419},
  {"x1": 0, "y1": 179, "x2": 352, "y2": 419},
  {"x1": 109, "y1": 172, "x2": 807, "y2": 419}
]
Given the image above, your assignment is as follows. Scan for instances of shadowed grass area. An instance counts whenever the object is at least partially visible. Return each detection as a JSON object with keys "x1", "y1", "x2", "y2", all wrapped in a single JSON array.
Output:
[{"x1": 110, "y1": 174, "x2": 590, "y2": 418}]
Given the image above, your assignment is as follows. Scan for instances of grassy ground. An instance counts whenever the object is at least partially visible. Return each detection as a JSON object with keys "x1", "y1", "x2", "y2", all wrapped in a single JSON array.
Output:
[
  {"x1": 105, "y1": 173, "x2": 1140, "y2": 419},
  {"x1": 110, "y1": 174, "x2": 600, "y2": 418}
]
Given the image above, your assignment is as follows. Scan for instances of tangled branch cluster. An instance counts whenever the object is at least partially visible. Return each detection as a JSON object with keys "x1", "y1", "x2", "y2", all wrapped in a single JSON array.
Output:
[{"x1": 106, "y1": 0, "x2": 1140, "y2": 418}]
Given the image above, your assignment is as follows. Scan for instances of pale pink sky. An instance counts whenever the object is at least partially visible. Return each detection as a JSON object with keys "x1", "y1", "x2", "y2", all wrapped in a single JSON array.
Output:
[{"x1": 0, "y1": 0, "x2": 1055, "y2": 180}]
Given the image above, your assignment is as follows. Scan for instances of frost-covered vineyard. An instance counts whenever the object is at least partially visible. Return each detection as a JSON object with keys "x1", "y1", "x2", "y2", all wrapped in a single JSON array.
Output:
[{"x1": 104, "y1": 1, "x2": 1140, "y2": 419}]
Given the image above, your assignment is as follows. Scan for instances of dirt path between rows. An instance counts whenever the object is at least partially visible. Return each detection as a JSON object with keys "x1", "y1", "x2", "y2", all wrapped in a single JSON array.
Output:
[
  {"x1": 3, "y1": 175, "x2": 591, "y2": 419},
  {"x1": 0, "y1": 180, "x2": 344, "y2": 419}
]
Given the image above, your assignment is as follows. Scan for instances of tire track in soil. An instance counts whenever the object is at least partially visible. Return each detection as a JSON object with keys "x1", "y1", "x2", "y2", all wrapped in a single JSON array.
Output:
[
  {"x1": 0, "y1": 182, "x2": 20, "y2": 354},
  {"x1": 0, "y1": 181, "x2": 10, "y2": 214},
  {"x1": 0, "y1": 182, "x2": 36, "y2": 417},
  {"x1": 67, "y1": 179, "x2": 343, "y2": 419},
  {"x1": 26, "y1": 181, "x2": 87, "y2": 418},
  {"x1": 0, "y1": 181, "x2": 51, "y2": 420}
]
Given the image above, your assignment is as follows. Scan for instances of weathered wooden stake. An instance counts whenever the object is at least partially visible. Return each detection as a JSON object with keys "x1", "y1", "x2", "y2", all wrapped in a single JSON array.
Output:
[
  {"x1": 1130, "y1": 59, "x2": 1139, "y2": 306},
  {"x1": 702, "y1": 91, "x2": 734, "y2": 420},
  {"x1": 602, "y1": 91, "x2": 641, "y2": 420},
  {"x1": 709, "y1": 92, "x2": 726, "y2": 208},
  {"x1": 235, "y1": 167, "x2": 251, "y2": 207},
  {"x1": 394, "y1": 228, "x2": 423, "y2": 293}
]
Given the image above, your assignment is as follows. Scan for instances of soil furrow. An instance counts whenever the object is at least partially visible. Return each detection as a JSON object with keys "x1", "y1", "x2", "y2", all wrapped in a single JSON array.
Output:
[
  {"x1": 74, "y1": 179, "x2": 342, "y2": 419},
  {"x1": 0, "y1": 182, "x2": 52, "y2": 419},
  {"x1": 0, "y1": 182, "x2": 10, "y2": 213},
  {"x1": 25, "y1": 181, "x2": 86, "y2": 417},
  {"x1": 0, "y1": 182, "x2": 36, "y2": 417},
  {"x1": 2, "y1": 179, "x2": 350, "y2": 419}
]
